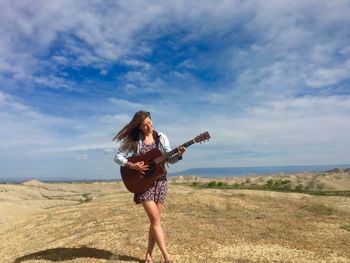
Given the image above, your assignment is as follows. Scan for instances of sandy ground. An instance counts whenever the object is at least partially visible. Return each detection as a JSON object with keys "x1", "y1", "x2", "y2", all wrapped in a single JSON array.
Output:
[{"x1": 0, "y1": 176, "x2": 350, "y2": 263}]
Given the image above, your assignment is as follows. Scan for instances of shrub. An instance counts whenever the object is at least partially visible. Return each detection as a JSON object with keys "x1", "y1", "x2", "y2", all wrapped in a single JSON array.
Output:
[
  {"x1": 340, "y1": 224, "x2": 350, "y2": 232},
  {"x1": 295, "y1": 184, "x2": 304, "y2": 192},
  {"x1": 265, "y1": 179, "x2": 292, "y2": 191},
  {"x1": 191, "y1": 182, "x2": 199, "y2": 187},
  {"x1": 281, "y1": 179, "x2": 291, "y2": 184},
  {"x1": 279, "y1": 183, "x2": 292, "y2": 191},
  {"x1": 80, "y1": 193, "x2": 92, "y2": 203},
  {"x1": 266, "y1": 179, "x2": 274, "y2": 189},
  {"x1": 216, "y1": 181, "x2": 225, "y2": 187},
  {"x1": 208, "y1": 181, "x2": 217, "y2": 187}
]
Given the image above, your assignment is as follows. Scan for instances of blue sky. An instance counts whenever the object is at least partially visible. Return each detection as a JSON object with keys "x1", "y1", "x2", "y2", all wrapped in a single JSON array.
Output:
[{"x1": 1, "y1": 0, "x2": 350, "y2": 181}]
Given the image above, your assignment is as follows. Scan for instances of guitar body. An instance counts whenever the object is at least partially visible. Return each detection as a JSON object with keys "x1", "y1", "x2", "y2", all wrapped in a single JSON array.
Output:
[
  {"x1": 120, "y1": 148, "x2": 167, "y2": 194},
  {"x1": 119, "y1": 131, "x2": 210, "y2": 194}
]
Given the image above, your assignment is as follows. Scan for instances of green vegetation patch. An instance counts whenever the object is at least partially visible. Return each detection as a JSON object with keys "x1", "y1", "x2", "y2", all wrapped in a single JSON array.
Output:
[
  {"x1": 189, "y1": 180, "x2": 350, "y2": 197},
  {"x1": 308, "y1": 191, "x2": 350, "y2": 197},
  {"x1": 266, "y1": 179, "x2": 292, "y2": 191},
  {"x1": 192, "y1": 181, "x2": 249, "y2": 189},
  {"x1": 79, "y1": 193, "x2": 93, "y2": 203},
  {"x1": 340, "y1": 224, "x2": 350, "y2": 232}
]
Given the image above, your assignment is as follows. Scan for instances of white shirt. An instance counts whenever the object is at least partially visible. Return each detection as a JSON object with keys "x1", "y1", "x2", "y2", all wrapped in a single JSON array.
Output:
[{"x1": 114, "y1": 131, "x2": 181, "y2": 166}]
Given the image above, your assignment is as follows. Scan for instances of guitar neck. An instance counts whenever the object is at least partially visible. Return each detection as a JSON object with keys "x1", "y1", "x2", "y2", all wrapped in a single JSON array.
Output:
[
  {"x1": 154, "y1": 132, "x2": 210, "y2": 164},
  {"x1": 162, "y1": 139, "x2": 196, "y2": 162}
]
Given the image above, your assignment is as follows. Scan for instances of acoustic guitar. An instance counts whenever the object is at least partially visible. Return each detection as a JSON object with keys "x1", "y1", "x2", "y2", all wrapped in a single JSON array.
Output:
[{"x1": 120, "y1": 131, "x2": 210, "y2": 193}]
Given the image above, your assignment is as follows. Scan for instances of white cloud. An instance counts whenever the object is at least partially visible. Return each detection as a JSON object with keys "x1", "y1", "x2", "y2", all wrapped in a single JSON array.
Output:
[
  {"x1": 124, "y1": 59, "x2": 151, "y2": 70},
  {"x1": 1, "y1": 1, "x2": 350, "y2": 178},
  {"x1": 108, "y1": 98, "x2": 144, "y2": 110},
  {"x1": 0, "y1": 91, "x2": 117, "y2": 156},
  {"x1": 305, "y1": 60, "x2": 350, "y2": 88},
  {"x1": 0, "y1": 92, "x2": 63, "y2": 152},
  {"x1": 1, "y1": 0, "x2": 349, "y2": 94},
  {"x1": 76, "y1": 154, "x2": 88, "y2": 161},
  {"x1": 33, "y1": 74, "x2": 74, "y2": 90},
  {"x1": 204, "y1": 95, "x2": 350, "y2": 164},
  {"x1": 101, "y1": 113, "x2": 131, "y2": 124},
  {"x1": 66, "y1": 143, "x2": 114, "y2": 152}
]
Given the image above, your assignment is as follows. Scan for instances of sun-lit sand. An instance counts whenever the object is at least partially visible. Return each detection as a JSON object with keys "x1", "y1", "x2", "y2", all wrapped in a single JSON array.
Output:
[{"x1": 1, "y1": 170, "x2": 350, "y2": 262}]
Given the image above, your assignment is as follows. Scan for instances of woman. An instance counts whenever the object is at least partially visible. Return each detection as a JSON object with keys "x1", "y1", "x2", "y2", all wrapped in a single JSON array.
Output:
[{"x1": 113, "y1": 111, "x2": 185, "y2": 263}]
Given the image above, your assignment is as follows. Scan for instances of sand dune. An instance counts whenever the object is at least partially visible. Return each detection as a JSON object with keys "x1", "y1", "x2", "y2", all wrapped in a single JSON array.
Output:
[
  {"x1": 0, "y1": 181, "x2": 123, "y2": 227},
  {"x1": 170, "y1": 168, "x2": 350, "y2": 191},
  {"x1": 0, "y1": 171, "x2": 349, "y2": 262}
]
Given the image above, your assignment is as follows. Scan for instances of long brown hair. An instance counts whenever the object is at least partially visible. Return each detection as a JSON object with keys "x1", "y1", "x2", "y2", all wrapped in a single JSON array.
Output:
[{"x1": 112, "y1": 111, "x2": 151, "y2": 154}]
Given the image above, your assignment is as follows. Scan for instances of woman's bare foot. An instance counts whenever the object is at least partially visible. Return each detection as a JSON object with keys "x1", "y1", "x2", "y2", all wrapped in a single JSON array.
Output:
[
  {"x1": 145, "y1": 252, "x2": 153, "y2": 263},
  {"x1": 164, "y1": 254, "x2": 172, "y2": 262}
]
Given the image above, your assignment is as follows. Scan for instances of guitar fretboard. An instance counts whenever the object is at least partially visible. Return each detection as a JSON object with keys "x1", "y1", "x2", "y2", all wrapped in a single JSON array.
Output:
[{"x1": 162, "y1": 139, "x2": 195, "y2": 161}]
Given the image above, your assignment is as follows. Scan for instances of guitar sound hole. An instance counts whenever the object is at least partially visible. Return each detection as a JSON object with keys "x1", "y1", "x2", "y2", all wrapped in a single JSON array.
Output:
[{"x1": 145, "y1": 161, "x2": 156, "y2": 177}]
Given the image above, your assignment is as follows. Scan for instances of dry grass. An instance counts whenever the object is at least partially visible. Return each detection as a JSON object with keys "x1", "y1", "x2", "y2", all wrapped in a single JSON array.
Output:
[{"x1": 1, "y1": 174, "x2": 350, "y2": 263}]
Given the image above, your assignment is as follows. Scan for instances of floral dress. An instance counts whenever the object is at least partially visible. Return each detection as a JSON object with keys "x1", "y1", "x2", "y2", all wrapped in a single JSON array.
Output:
[{"x1": 133, "y1": 141, "x2": 168, "y2": 204}]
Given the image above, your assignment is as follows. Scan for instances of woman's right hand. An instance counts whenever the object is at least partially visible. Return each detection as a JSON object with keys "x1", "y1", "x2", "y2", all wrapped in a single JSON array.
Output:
[{"x1": 126, "y1": 161, "x2": 149, "y2": 175}]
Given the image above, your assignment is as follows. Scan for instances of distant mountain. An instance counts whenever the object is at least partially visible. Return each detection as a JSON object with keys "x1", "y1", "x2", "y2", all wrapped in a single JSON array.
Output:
[{"x1": 170, "y1": 164, "x2": 350, "y2": 177}]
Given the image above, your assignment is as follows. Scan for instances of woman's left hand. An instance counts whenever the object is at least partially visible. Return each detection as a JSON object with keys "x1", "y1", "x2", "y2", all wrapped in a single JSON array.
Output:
[{"x1": 178, "y1": 146, "x2": 186, "y2": 156}]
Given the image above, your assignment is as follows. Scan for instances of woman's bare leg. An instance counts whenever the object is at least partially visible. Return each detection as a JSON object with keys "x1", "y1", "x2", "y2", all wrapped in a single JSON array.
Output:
[
  {"x1": 145, "y1": 202, "x2": 163, "y2": 259},
  {"x1": 142, "y1": 201, "x2": 170, "y2": 261},
  {"x1": 145, "y1": 226, "x2": 155, "y2": 261}
]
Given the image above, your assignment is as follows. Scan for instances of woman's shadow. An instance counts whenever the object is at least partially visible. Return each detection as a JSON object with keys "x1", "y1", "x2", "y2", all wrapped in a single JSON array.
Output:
[{"x1": 13, "y1": 246, "x2": 142, "y2": 262}]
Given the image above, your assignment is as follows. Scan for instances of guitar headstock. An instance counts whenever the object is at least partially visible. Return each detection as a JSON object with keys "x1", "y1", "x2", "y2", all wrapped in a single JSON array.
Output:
[{"x1": 193, "y1": 131, "x2": 211, "y2": 144}]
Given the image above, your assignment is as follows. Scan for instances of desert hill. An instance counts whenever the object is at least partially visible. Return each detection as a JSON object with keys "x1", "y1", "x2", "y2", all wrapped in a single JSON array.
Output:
[
  {"x1": 22, "y1": 179, "x2": 47, "y2": 186},
  {"x1": 1, "y1": 170, "x2": 350, "y2": 262},
  {"x1": 170, "y1": 168, "x2": 350, "y2": 191}
]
